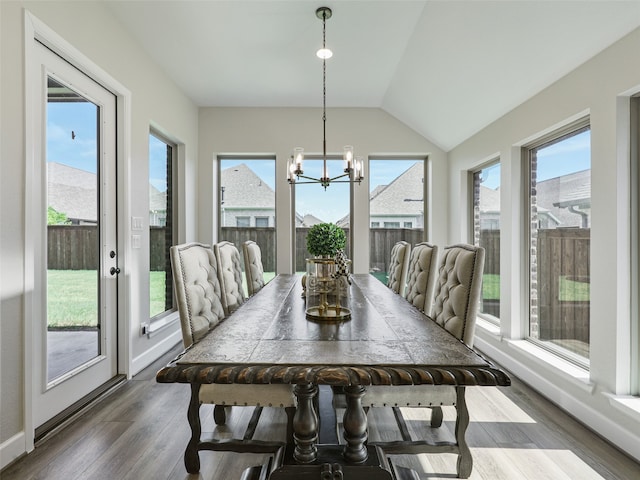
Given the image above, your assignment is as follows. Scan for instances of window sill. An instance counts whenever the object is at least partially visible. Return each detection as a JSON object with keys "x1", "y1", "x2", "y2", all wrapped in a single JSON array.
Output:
[
  {"x1": 476, "y1": 316, "x2": 501, "y2": 336},
  {"x1": 504, "y1": 339, "x2": 594, "y2": 393},
  {"x1": 604, "y1": 393, "x2": 640, "y2": 423},
  {"x1": 145, "y1": 311, "x2": 179, "y2": 338}
]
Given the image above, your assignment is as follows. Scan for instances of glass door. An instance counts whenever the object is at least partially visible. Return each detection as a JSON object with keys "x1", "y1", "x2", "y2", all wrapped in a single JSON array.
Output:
[{"x1": 34, "y1": 42, "x2": 118, "y2": 429}]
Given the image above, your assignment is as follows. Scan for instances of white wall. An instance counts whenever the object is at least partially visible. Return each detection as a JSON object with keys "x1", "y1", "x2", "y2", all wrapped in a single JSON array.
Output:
[
  {"x1": 198, "y1": 107, "x2": 448, "y2": 274},
  {"x1": 1, "y1": 1, "x2": 198, "y2": 466},
  {"x1": 448, "y1": 26, "x2": 640, "y2": 461}
]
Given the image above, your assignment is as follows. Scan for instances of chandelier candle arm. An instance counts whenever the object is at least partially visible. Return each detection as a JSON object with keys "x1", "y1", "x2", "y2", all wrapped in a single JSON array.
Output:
[{"x1": 287, "y1": 6, "x2": 364, "y2": 189}]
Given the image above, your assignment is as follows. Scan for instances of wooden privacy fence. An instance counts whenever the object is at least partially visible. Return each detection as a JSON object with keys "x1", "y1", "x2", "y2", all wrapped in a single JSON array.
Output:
[
  {"x1": 48, "y1": 225, "x2": 99, "y2": 270},
  {"x1": 48, "y1": 226, "x2": 171, "y2": 271},
  {"x1": 369, "y1": 228, "x2": 424, "y2": 275},
  {"x1": 48, "y1": 226, "x2": 425, "y2": 273},
  {"x1": 536, "y1": 228, "x2": 590, "y2": 344}
]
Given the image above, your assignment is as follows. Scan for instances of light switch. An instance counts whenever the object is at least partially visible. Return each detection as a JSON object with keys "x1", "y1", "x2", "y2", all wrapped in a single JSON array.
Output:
[
  {"x1": 131, "y1": 216, "x2": 143, "y2": 231},
  {"x1": 132, "y1": 234, "x2": 141, "y2": 249}
]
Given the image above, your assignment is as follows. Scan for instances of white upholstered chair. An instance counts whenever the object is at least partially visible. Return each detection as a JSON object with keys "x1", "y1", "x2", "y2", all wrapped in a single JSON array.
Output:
[
  {"x1": 386, "y1": 241, "x2": 411, "y2": 296},
  {"x1": 170, "y1": 242, "x2": 295, "y2": 440},
  {"x1": 354, "y1": 244, "x2": 485, "y2": 428},
  {"x1": 334, "y1": 243, "x2": 485, "y2": 447},
  {"x1": 242, "y1": 240, "x2": 266, "y2": 296},
  {"x1": 404, "y1": 242, "x2": 439, "y2": 315},
  {"x1": 213, "y1": 241, "x2": 246, "y2": 315}
]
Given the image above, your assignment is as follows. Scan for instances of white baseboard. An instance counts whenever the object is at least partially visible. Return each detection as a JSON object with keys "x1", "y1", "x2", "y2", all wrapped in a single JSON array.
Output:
[
  {"x1": 130, "y1": 330, "x2": 182, "y2": 376},
  {"x1": 1, "y1": 432, "x2": 27, "y2": 471}
]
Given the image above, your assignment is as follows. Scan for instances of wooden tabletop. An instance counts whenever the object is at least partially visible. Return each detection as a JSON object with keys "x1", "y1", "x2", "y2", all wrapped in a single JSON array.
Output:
[{"x1": 156, "y1": 274, "x2": 510, "y2": 388}]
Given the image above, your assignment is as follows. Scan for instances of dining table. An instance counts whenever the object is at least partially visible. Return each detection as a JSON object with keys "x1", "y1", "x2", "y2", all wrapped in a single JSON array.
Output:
[{"x1": 156, "y1": 273, "x2": 510, "y2": 479}]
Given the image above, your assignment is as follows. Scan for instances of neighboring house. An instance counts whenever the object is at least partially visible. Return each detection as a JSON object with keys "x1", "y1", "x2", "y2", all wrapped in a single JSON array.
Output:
[
  {"x1": 47, "y1": 162, "x2": 97, "y2": 224},
  {"x1": 48, "y1": 161, "x2": 169, "y2": 226},
  {"x1": 539, "y1": 169, "x2": 591, "y2": 228},
  {"x1": 297, "y1": 213, "x2": 324, "y2": 227},
  {"x1": 337, "y1": 162, "x2": 424, "y2": 229},
  {"x1": 477, "y1": 169, "x2": 590, "y2": 230},
  {"x1": 149, "y1": 183, "x2": 166, "y2": 226},
  {"x1": 220, "y1": 163, "x2": 275, "y2": 227}
]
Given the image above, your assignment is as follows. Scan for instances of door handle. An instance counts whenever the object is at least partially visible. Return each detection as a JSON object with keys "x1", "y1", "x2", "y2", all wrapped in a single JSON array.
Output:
[{"x1": 110, "y1": 267, "x2": 121, "y2": 276}]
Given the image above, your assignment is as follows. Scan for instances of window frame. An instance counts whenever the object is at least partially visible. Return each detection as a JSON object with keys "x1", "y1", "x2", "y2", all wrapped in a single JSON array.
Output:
[
  {"x1": 469, "y1": 158, "x2": 501, "y2": 325},
  {"x1": 148, "y1": 129, "x2": 178, "y2": 323},
  {"x1": 367, "y1": 157, "x2": 428, "y2": 285},
  {"x1": 631, "y1": 95, "x2": 640, "y2": 395},
  {"x1": 524, "y1": 118, "x2": 591, "y2": 368},
  {"x1": 255, "y1": 216, "x2": 269, "y2": 228},
  {"x1": 236, "y1": 216, "x2": 250, "y2": 227},
  {"x1": 292, "y1": 154, "x2": 352, "y2": 273}
]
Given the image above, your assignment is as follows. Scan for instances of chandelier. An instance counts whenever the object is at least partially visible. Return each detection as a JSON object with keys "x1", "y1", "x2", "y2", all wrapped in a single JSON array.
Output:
[{"x1": 287, "y1": 6, "x2": 364, "y2": 189}]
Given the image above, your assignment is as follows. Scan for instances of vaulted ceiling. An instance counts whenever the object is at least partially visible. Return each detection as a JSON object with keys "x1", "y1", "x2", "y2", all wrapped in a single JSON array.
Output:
[{"x1": 107, "y1": 1, "x2": 640, "y2": 151}]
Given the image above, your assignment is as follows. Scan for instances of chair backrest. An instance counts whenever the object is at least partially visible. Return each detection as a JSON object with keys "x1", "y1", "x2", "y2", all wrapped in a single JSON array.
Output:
[
  {"x1": 405, "y1": 242, "x2": 439, "y2": 314},
  {"x1": 214, "y1": 241, "x2": 246, "y2": 315},
  {"x1": 431, "y1": 244, "x2": 485, "y2": 347},
  {"x1": 387, "y1": 241, "x2": 411, "y2": 295},
  {"x1": 242, "y1": 240, "x2": 265, "y2": 296},
  {"x1": 170, "y1": 242, "x2": 226, "y2": 348}
]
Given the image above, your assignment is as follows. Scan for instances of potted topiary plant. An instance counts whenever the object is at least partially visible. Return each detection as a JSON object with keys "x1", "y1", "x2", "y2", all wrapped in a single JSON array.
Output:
[
  {"x1": 306, "y1": 222, "x2": 347, "y2": 257},
  {"x1": 304, "y1": 223, "x2": 351, "y2": 320}
]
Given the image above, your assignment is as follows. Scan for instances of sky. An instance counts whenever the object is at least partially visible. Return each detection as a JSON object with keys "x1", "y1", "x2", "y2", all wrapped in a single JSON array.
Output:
[
  {"x1": 47, "y1": 102, "x2": 98, "y2": 173},
  {"x1": 480, "y1": 129, "x2": 591, "y2": 189},
  {"x1": 49, "y1": 100, "x2": 591, "y2": 223}
]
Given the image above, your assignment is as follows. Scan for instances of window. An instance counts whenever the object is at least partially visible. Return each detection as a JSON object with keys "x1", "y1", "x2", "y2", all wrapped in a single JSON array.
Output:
[
  {"x1": 369, "y1": 159, "x2": 426, "y2": 284},
  {"x1": 219, "y1": 158, "x2": 276, "y2": 288},
  {"x1": 294, "y1": 157, "x2": 351, "y2": 273},
  {"x1": 149, "y1": 132, "x2": 176, "y2": 319},
  {"x1": 527, "y1": 124, "x2": 591, "y2": 364},
  {"x1": 236, "y1": 217, "x2": 250, "y2": 227},
  {"x1": 471, "y1": 161, "x2": 501, "y2": 322},
  {"x1": 256, "y1": 216, "x2": 269, "y2": 228}
]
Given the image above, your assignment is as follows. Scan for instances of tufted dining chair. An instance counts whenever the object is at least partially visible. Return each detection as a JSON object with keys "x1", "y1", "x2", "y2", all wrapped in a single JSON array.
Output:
[
  {"x1": 213, "y1": 241, "x2": 246, "y2": 315},
  {"x1": 242, "y1": 240, "x2": 266, "y2": 296},
  {"x1": 386, "y1": 241, "x2": 411, "y2": 296},
  {"x1": 404, "y1": 242, "x2": 439, "y2": 315},
  {"x1": 170, "y1": 242, "x2": 295, "y2": 441},
  {"x1": 335, "y1": 244, "x2": 485, "y2": 434}
]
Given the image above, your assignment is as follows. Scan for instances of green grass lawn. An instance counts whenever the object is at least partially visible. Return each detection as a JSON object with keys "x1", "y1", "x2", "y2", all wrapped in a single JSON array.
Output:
[{"x1": 47, "y1": 270, "x2": 98, "y2": 327}]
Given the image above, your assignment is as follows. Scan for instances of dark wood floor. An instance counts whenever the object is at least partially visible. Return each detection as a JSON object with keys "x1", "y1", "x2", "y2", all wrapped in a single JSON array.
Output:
[{"x1": 3, "y1": 343, "x2": 640, "y2": 480}]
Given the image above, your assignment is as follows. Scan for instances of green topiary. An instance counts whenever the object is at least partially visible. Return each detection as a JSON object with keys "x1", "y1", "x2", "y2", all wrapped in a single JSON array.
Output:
[{"x1": 306, "y1": 223, "x2": 347, "y2": 257}]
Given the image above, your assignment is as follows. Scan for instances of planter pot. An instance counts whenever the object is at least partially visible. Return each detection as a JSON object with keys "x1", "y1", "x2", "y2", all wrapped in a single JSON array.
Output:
[{"x1": 305, "y1": 257, "x2": 351, "y2": 321}]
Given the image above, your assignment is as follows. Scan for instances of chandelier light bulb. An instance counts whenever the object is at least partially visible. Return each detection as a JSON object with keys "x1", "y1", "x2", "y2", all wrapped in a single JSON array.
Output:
[{"x1": 316, "y1": 48, "x2": 333, "y2": 59}]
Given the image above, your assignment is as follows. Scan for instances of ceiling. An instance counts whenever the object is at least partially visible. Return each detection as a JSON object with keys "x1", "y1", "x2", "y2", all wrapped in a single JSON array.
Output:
[{"x1": 106, "y1": 0, "x2": 640, "y2": 151}]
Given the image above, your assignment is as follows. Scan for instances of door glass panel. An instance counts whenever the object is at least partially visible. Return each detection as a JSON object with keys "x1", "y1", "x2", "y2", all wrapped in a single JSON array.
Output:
[{"x1": 46, "y1": 77, "x2": 100, "y2": 381}]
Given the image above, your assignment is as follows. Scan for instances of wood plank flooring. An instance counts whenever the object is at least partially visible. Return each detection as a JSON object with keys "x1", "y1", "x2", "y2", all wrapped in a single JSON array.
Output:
[{"x1": 3, "y1": 343, "x2": 640, "y2": 480}]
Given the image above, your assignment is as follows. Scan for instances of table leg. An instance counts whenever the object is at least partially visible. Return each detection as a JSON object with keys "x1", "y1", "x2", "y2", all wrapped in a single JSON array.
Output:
[
  {"x1": 455, "y1": 386, "x2": 472, "y2": 479},
  {"x1": 342, "y1": 385, "x2": 368, "y2": 463},
  {"x1": 185, "y1": 383, "x2": 201, "y2": 473},
  {"x1": 293, "y1": 383, "x2": 318, "y2": 464}
]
